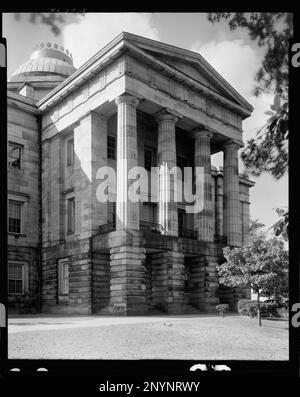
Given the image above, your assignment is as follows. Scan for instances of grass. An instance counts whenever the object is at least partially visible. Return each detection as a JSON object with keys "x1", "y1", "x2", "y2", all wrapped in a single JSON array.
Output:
[{"x1": 8, "y1": 314, "x2": 288, "y2": 360}]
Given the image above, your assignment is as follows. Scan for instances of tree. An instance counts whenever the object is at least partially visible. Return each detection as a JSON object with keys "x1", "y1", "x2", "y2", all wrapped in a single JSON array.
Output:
[
  {"x1": 240, "y1": 94, "x2": 288, "y2": 179},
  {"x1": 13, "y1": 13, "x2": 67, "y2": 36},
  {"x1": 207, "y1": 13, "x2": 292, "y2": 181},
  {"x1": 218, "y1": 237, "x2": 288, "y2": 325},
  {"x1": 207, "y1": 13, "x2": 293, "y2": 96},
  {"x1": 269, "y1": 208, "x2": 289, "y2": 241},
  {"x1": 249, "y1": 218, "x2": 265, "y2": 236}
]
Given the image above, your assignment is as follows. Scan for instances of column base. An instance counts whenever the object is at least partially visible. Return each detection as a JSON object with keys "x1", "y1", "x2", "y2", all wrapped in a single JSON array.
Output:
[
  {"x1": 189, "y1": 255, "x2": 220, "y2": 312},
  {"x1": 151, "y1": 251, "x2": 186, "y2": 313},
  {"x1": 107, "y1": 245, "x2": 147, "y2": 315}
]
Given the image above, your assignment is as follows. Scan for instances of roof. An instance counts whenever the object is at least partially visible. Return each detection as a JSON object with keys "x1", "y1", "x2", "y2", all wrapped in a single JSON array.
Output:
[
  {"x1": 10, "y1": 42, "x2": 76, "y2": 83},
  {"x1": 36, "y1": 32, "x2": 253, "y2": 118}
]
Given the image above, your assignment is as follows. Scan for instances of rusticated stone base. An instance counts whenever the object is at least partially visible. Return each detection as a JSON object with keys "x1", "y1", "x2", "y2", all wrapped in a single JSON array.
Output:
[
  {"x1": 218, "y1": 285, "x2": 251, "y2": 311},
  {"x1": 189, "y1": 255, "x2": 220, "y2": 311},
  {"x1": 151, "y1": 251, "x2": 186, "y2": 313},
  {"x1": 104, "y1": 245, "x2": 147, "y2": 315}
]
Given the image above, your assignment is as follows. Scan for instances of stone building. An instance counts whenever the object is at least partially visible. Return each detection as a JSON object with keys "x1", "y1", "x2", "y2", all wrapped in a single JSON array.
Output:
[{"x1": 7, "y1": 32, "x2": 254, "y2": 315}]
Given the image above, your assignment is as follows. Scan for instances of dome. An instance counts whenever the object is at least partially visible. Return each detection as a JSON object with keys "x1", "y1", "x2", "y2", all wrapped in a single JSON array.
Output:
[{"x1": 10, "y1": 42, "x2": 76, "y2": 83}]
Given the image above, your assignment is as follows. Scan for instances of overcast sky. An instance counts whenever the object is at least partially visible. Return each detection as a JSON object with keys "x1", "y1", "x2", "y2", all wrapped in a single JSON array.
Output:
[{"x1": 3, "y1": 12, "x2": 288, "y2": 228}]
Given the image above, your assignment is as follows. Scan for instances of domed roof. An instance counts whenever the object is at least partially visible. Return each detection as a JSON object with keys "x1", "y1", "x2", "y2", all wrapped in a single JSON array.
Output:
[{"x1": 10, "y1": 42, "x2": 76, "y2": 83}]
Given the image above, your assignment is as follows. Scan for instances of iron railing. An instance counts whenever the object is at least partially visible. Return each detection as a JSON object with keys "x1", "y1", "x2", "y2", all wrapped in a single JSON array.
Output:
[
  {"x1": 98, "y1": 221, "x2": 116, "y2": 234},
  {"x1": 178, "y1": 227, "x2": 198, "y2": 239},
  {"x1": 140, "y1": 221, "x2": 162, "y2": 234},
  {"x1": 213, "y1": 234, "x2": 227, "y2": 244}
]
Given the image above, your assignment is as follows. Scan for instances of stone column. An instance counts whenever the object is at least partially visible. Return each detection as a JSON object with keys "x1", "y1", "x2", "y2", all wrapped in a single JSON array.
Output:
[
  {"x1": 157, "y1": 111, "x2": 178, "y2": 236},
  {"x1": 223, "y1": 141, "x2": 242, "y2": 246},
  {"x1": 115, "y1": 95, "x2": 140, "y2": 230},
  {"x1": 215, "y1": 172, "x2": 223, "y2": 237},
  {"x1": 194, "y1": 130, "x2": 214, "y2": 242}
]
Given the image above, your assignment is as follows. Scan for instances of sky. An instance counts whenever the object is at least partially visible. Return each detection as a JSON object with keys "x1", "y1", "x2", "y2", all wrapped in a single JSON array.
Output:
[{"x1": 2, "y1": 12, "x2": 288, "y2": 229}]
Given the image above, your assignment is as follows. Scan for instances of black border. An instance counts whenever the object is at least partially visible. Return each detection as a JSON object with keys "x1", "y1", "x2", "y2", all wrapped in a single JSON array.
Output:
[{"x1": 0, "y1": 7, "x2": 299, "y2": 387}]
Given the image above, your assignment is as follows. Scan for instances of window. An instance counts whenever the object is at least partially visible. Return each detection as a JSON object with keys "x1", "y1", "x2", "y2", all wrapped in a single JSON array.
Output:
[
  {"x1": 8, "y1": 142, "x2": 22, "y2": 169},
  {"x1": 67, "y1": 197, "x2": 75, "y2": 234},
  {"x1": 58, "y1": 261, "x2": 69, "y2": 295},
  {"x1": 144, "y1": 148, "x2": 153, "y2": 171},
  {"x1": 67, "y1": 138, "x2": 74, "y2": 166},
  {"x1": 177, "y1": 156, "x2": 187, "y2": 182},
  {"x1": 8, "y1": 200, "x2": 22, "y2": 234},
  {"x1": 108, "y1": 201, "x2": 116, "y2": 224},
  {"x1": 142, "y1": 202, "x2": 156, "y2": 223},
  {"x1": 178, "y1": 209, "x2": 186, "y2": 231},
  {"x1": 107, "y1": 135, "x2": 116, "y2": 160},
  {"x1": 8, "y1": 263, "x2": 26, "y2": 294}
]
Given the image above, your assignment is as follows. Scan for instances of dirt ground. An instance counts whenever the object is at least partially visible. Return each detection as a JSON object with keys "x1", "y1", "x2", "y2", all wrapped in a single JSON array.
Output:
[{"x1": 8, "y1": 314, "x2": 289, "y2": 360}]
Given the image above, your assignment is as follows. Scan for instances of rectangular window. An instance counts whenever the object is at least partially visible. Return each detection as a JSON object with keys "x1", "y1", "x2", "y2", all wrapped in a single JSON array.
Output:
[
  {"x1": 142, "y1": 202, "x2": 156, "y2": 223},
  {"x1": 108, "y1": 201, "x2": 116, "y2": 224},
  {"x1": 8, "y1": 142, "x2": 22, "y2": 169},
  {"x1": 144, "y1": 147, "x2": 153, "y2": 171},
  {"x1": 67, "y1": 197, "x2": 75, "y2": 234},
  {"x1": 58, "y1": 261, "x2": 69, "y2": 295},
  {"x1": 107, "y1": 135, "x2": 116, "y2": 160},
  {"x1": 8, "y1": 200, "x2": 22, "y2": 234},
  {"x1": 8, "y1": 263, "x2": 25, "y2": 294},
  {"x1": 177, "y1": 156, "x2": 187, "y2": 182},
  {"x1": 178, "y1": 209, "x2": 186, "y2": 231},
  {"x1": 67, "y1": 138, "x2": 74, "y2": 166}
]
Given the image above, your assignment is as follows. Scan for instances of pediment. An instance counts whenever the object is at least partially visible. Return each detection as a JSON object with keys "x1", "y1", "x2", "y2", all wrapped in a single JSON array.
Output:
[{"x1": 123, "y1": 33, "x2": 253, "y2": 114}]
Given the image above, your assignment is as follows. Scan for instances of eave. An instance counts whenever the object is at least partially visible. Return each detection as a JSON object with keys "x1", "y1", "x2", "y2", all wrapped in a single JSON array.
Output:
[{"x1": 37, "y1": 32, "x2": 254, "y2": 118}]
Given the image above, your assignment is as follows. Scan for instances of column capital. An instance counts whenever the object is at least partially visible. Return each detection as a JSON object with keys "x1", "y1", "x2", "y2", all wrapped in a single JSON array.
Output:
[
  {"x1": 223, "y1": 140, "x2": 241, "y2": 151},
  {"x1": 115, "y1": 94, "x2": 140, "y2": 107},
  {"x1": 155, "y1": 109, "x2": 178, "y2": 124},
  {"x1": 192, "y1": 128, "x2": 213, "y2": 140}
]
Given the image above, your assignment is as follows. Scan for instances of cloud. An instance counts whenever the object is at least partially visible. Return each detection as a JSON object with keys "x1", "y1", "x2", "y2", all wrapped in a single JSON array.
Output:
[
  {"x1": 62, "y1": 13, "x2": 159, "y2": 68},
  {"x1": 191, "y1": 39, "x2": 275, "y2": 163},
  {"x1": 190, "y1": 39, "x2": 264, "y2": 98}
]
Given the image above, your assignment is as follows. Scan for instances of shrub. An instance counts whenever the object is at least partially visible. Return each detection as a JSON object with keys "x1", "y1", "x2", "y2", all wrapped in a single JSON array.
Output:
[
  {"x1": 216, "y1": 304, "x2": 230, "y2": 317},
  {"x1": 14, "y1": 293, "x2": 40, "y2": 314},
  {"x1": 237, "y1": 299, "x2": 279, "y2": 318}
]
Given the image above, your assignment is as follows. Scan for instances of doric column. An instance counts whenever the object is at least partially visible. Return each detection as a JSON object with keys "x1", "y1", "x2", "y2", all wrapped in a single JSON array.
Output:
[
  {"x1": 194, "y1": 130, "x2": 214, "y2": 242},
  {"x1": 156, "y1": 111, "x2": 178, "y2": 236},
  {"x1": 115, "y1": 95, "x2": 140, "y2": 230},
  {"x1": 223, "y1": 141, "x2": 242, "y2": 246}
]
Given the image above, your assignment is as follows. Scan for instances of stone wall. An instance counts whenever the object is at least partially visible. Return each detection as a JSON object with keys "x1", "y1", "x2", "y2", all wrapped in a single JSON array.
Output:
[{"x1": 92, "y1": 253, "x2": 110, "y2": 313}]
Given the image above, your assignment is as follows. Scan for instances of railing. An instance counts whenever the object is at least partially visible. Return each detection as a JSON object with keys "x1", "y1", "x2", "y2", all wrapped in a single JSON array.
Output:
[
  {"x1": 98, "y1": 221, "x2": 116, "y2": 234},
  {"x1": 178, "y1": 227, "x2": 198, "y2": 240},
  {"x1": 213, "y1": 234, "x2": 227, "y2": 244},
  {"x1": 140, "y1": 221, "x2": 162, "y2": 234}
]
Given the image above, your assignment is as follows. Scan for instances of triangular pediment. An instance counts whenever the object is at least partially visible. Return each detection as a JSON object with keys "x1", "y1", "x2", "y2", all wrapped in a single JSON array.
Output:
[
  {"x1": 151, "y1": 53, "x2": 226, "y2": 96},
  {"x1": 123, "y1": 32, "x2": 253, "y2": 115}
]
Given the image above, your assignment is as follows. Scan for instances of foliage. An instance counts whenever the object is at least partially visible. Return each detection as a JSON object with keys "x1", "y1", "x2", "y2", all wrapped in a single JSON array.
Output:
[
  {"x1": 241, "y1": 94, "x2": 288, "y2": 179},
  {"x1": 249, "y1": 218, "x2": 265, "y2": 236},
  {"x1": 14, "y1": 12, "x2": 68, "y2": 35},
  {"x1": 14, "y1": 293, "x2": 40, "y2": 314},
  {"x1": 207, "y1": 13, "x2": 293, "y2": 96},
  {"x1": 237, "y1": 299, "x2": 279, "y2": 318},
  {"x1": 208, "y1": 13, "x2": 291, "y2": 180},
  {"x1": 219, "y1": 236, "x2": 288, "y2": 298},
  {"x1": 216, "y1": 304, "x2": 230, "y2": 316},
  {"x1": 272, "y1": 209, "x2": 289, "y2": 241}
]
